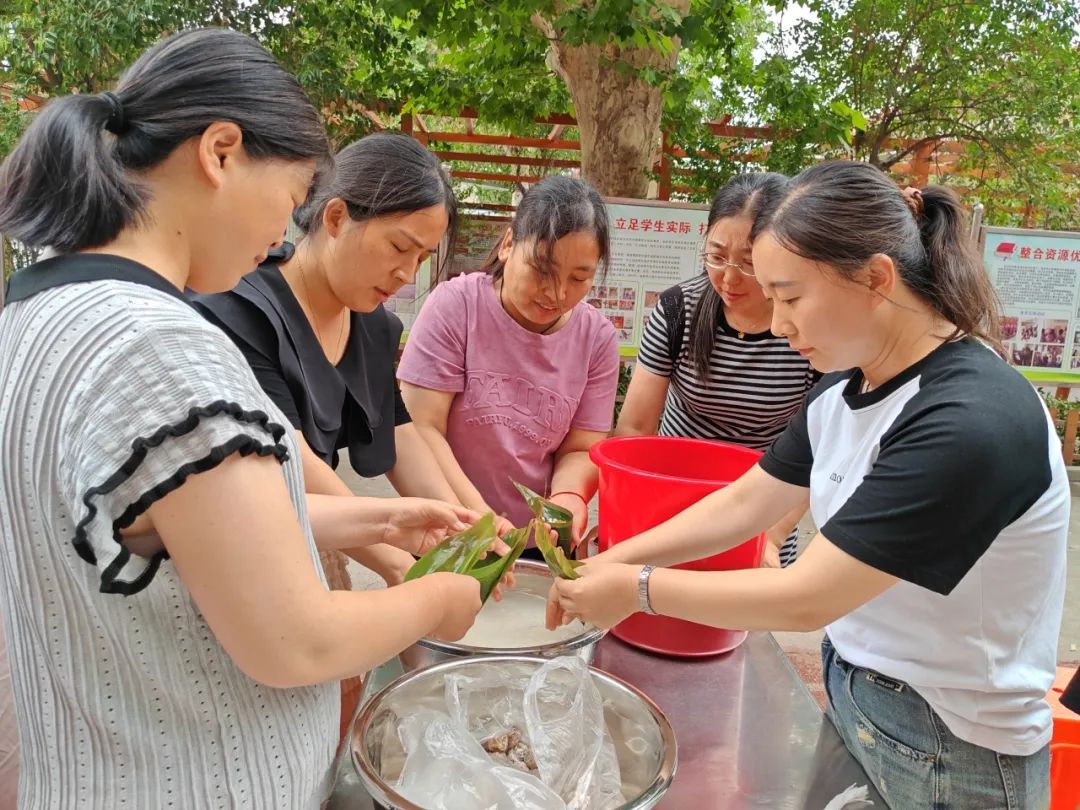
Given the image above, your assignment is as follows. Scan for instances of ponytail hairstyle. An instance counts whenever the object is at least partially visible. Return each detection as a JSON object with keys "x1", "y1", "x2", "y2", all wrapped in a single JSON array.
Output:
[
  {"x1": 291, "y1": 132, "x2": 458, "y2": 278},
  {"x1": 689, "y1": 172, "x2": 789, "y2": 379},
  {"x1": 0, "y1": 28, "x2": 328, "y2": 253},
  {"x1": 478, "y1": 175, "x2": 610, "y2": 286},
  {"x1": 753, "y1": 160, "x2": 1001, "y2": 351}
]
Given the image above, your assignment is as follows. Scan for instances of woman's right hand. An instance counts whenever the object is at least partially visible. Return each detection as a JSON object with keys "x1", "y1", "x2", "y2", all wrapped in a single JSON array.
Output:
[
  {"x1": 545, "y1": 562, "x2": 639, "y2": 630},
  {"x1": 428, "y1": 572, "x2": 483, "y2": 641}
]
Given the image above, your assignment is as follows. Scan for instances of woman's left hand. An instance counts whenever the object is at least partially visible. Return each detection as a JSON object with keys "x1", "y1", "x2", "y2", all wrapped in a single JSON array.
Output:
[
  {"x1": 545, "y1": 562, "x2": 640, "y2": 630},
  {"x1": 382, "y1": 498, "x2": 482, "y2": 556},
  {"x1": 548, "y1": 492, "x2": 589, "y2": 550}
]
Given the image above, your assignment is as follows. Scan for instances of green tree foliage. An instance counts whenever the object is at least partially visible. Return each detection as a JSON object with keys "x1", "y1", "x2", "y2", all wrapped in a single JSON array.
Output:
[
  {"x1": 0, "y1": 1, "x2": 1075, "y2": 220},
  {"x1": 0, "y1": 0, "x2": 287, "y2": 96},
  {"x1": 272, "y1": 1, "x2": 757, "y2": 196},
  {"x1": 762, "y1": 0, "x2": 1080, "y2": 226}
]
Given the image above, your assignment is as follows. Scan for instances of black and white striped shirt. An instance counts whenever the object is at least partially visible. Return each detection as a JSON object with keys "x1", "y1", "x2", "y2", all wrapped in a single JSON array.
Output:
[
  {"x1": 639, "y1": 274, "x2": 818, "y2": 448},
  {"x1": 638, "y1": 274, "x2": 819, "y2": 565}
]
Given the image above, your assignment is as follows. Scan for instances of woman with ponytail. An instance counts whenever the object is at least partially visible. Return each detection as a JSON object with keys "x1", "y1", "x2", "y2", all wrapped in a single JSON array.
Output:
[
  {"x1": 616, "y1": 173, "x2": 818, "y2": 567},
  {"x1": 0, "y1": 29, "x2": 483, "y2": 807},
  {"x1": 548, "y1": 160, "x2": 1066, "y2": 808},
  {"x1": 192, "y1": 133, "x2": 464, "y2": 591}
]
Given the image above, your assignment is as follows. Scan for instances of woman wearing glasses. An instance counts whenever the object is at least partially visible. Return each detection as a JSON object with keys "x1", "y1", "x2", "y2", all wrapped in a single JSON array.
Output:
[{"x1": 616, "y1": 174, "x2": 817, "y2": 567}]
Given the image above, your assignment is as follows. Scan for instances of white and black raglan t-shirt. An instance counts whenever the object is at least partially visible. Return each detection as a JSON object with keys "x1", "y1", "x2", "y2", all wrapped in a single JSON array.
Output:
[
  {"x1": 0, "y1": 256, "x2": 337, "y2": 808},
  {"x1": 760, "y1": 338, "x2": 1068, "y2": 756}
]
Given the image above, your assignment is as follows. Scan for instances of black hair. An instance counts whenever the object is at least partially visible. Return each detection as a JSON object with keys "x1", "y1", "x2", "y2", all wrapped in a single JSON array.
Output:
[
  {"x1": 0, "y1": 27, "x2": 328, "y2": 253},
  {"x1": 689, "y1": 172, "x2": 789, "y2": 379},
  {"x1": 753, "y1": 160, "x2": 1000, "y2": 351},
  {"x1": 292, "y1": 132, "x2": 458, "y2": 277},
  {"x1": 479, "y1": 175, "x2": 610, "y2": 287}
]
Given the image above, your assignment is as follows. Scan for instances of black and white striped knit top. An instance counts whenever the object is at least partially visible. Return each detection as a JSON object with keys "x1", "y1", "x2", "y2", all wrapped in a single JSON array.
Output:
[{"x1": 638, "y1": 273, "x2": 819, "y2": 453}]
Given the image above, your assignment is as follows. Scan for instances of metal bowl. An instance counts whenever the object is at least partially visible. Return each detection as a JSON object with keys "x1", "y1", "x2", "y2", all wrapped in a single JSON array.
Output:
[
  {"x1": 352, "y1": 655, "x2": 678, "y2": 810},
  {"x1": 399, "y1": 558, "x2": 606, "y2": 671}
]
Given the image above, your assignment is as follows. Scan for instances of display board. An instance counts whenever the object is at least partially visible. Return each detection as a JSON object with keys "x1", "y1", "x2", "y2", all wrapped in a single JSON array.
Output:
[
  {"x1": 588, "y1": 199, "x2": 710, "y2": 354},
  {"x1": 452, "y1": 215, "x2": 510, "y2": 275},
  {"x1": 982, "y1": 226, "x2": 1080, "y2": 382}
]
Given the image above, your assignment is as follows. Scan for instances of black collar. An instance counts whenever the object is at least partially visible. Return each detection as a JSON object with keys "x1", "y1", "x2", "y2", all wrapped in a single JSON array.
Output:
[
  {"x1": 5, "y1": 253, "x2": 187, "y2": 304},
  {"x1": 240, "y1": 262, "x2": 386, "y2": 429}
]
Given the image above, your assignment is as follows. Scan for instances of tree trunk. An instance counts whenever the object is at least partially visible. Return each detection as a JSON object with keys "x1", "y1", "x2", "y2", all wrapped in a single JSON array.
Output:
[{"x1": 536, "y1": 1, "x2": 689, "y2": 198}]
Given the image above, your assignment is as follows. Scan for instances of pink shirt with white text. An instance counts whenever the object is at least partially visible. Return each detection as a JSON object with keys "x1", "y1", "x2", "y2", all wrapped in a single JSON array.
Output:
[{"x1": 398, "y1": 272, "x2": 619, "y2": 526}]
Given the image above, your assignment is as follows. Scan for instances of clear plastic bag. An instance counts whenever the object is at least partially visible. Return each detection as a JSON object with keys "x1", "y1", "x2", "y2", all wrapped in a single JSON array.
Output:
[
  {"x1": 523, "y1": 658, "x2": 623, "y2": 810},
  {"x1": 395, "y1": 657, "x2": 624, "y2": 810},
  {"x1": 395, "y1": 708, "x2": 565, "y2": 810}
]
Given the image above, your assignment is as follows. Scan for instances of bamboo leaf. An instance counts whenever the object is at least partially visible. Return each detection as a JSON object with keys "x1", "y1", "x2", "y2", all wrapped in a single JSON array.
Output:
[
  {"x1": 531, "y1": 518, "x2": 581, "y2": 580},
  {"x1": 469, "y1": 526, "x2": 529, "y2": 602},
  {"x1": 404, "y1": 513, "x2": 497, "y2": 581},
  {"x1": 513, "y1": 480, "x2": 575, "y2": 557}
]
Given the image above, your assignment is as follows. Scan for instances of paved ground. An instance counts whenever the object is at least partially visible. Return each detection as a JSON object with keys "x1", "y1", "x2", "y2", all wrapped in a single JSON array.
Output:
[{"x1": 336, "y1": 459, "x2": 1080, "y2": 704}]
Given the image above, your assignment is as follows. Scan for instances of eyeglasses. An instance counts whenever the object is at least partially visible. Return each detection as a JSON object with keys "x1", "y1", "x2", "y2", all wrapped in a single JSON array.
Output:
[{"x1": 700, "y1": 251, "x2": 755, "y2": 277}]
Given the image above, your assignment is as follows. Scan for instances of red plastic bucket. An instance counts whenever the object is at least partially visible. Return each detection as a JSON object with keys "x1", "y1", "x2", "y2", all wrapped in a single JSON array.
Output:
[
  {"x1": 1050, "y1": 743, "x2": 1080, "y2": 810},
  {"x1": 589, "y1": 436, "x2": 766, "y2": 657}
]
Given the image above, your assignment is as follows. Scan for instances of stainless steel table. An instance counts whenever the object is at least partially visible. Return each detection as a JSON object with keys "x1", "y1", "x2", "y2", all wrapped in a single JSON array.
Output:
[{"x1": 327, "y1": 632, "x2": 883, "y2": 809}]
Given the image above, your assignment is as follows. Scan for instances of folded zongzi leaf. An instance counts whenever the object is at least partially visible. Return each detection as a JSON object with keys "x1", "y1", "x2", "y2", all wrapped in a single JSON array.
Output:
[
  {"x1": 404, "y1": 513, "x2": 498, "y2": 582},
  {"x1": 469, "y1": 526, "x2": 529, "y2": 602},
  {"x1": 513, "y1": 481, "x2": 575, "y2": 556},
  {"x1": 532, "y1": 517, "x2": 582, "y2": 580}
]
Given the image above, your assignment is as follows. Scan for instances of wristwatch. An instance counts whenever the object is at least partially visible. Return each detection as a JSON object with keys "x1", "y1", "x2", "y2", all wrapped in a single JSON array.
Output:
[{"x1": 637, "y1": 565, "x2": 658, "y2": 615}]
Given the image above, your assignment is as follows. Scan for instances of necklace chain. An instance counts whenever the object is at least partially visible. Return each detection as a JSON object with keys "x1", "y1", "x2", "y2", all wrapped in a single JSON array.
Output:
[
  {"x1": 296, "y1": 248, "x2": 346, "y2": 360},
  {"x1": 726, "y1": 307, "x2": 771, "y2": 339}
]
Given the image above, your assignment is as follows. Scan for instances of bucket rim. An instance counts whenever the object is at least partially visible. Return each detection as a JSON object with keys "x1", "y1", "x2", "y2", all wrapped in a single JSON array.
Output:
[{"x1": 590, "y1": 435, "x2": 763, "y2": 488}]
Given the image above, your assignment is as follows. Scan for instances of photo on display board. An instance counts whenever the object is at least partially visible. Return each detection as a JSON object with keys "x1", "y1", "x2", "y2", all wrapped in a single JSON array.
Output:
[
  {"x1": 1033, "y1": 344, "x2": 1064, "y2": 369},
  {"x1": 1041, "y1": 318, "x2": 1068, "y2": 345},
  {"x1": 1010, "y1": 343, "x2": 1035, "y2": 367},
  {"x1": 1071, "y1": 334, "x2": 1080, "y2": 370},
  {"x1": 644, "y1": 290, "x2": 660, "y2": 309},
  {"x1": 1000, "y1": 316, "x2": 1019, "y2": 341},
  {"x1": 1019, "y1": 318, "x2": 1040, "y2": 342}
]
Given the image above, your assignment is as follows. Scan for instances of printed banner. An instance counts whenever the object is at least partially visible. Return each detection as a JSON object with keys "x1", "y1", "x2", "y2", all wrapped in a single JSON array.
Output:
[
  {"x1": 590, "y1": 200, "x2": 710, "y2": 352},
  {"x1": 983, "y1": 226, "x2": 1080, "y2": 381}
]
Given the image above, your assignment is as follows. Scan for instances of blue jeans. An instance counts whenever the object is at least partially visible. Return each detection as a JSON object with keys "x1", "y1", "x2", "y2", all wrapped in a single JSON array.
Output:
[{"x1": 821, "y1": 636, "x2": 1050, "y2": 809}]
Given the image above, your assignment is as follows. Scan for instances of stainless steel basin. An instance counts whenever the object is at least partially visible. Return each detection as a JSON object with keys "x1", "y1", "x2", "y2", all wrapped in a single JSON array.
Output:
[
  {"x1": 399, "y1": 559, "x2": 605, "y2": 671},
  {"x1": 351, "y1": 655, "x2": 678, "y2": 810}
]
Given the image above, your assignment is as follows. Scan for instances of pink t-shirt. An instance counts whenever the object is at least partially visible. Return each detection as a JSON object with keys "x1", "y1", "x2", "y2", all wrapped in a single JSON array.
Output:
[{"x1": 399, "y1": 272, "x2": 619, "y2": 526}]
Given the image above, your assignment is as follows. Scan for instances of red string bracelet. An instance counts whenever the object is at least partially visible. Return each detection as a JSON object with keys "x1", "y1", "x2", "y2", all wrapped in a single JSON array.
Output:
[{"x1": 549, "y1": 491, "x2": 589, "y2": 508}]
